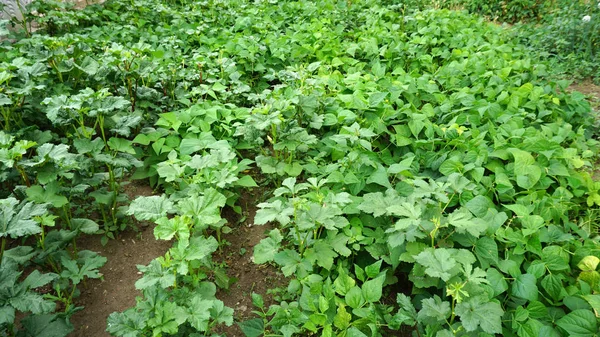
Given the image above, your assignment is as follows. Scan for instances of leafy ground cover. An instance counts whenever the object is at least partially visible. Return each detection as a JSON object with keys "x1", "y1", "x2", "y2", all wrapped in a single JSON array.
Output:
[
  {"x1": 1, "y1": 0, "x2": 599, "y2": 337},
  {"x1": 412, "y1": 0, "x2": 600, "y2": 82}
]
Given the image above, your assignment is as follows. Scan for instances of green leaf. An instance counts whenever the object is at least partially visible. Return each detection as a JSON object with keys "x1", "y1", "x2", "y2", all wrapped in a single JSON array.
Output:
[
  {"x1": 304, "y1": 241, "x2": 338, "y2": 270},
  {"x1": 0, "y1": 306, "x2": 15, "y2": 326},
  {"x1": 254, "y1": 200, "x2": 293, "y2": 226},
  {"x1": 418, "y1": 295, "x2": 451, "y2": 321},
  {"x1": 187, "y1": 295, "x2": 213, "y2": 331},
  {"x1": 18, "y1": 314, "x2": 73, "y2": 337},
  {"x1": 527, "y1": 260, "x2": 546, "y2": 279},
  {"x1": 154, "y1": 216, "x2": 189, "y2": 242},
  {"x1": 71, "y1": 218, "x2": 99, "y2": 234},
  {"x1": 107, "y1": 137, "x2": 136, "y2": 155},
  {"x1": 334, "y1": 305, "x2": 352, "y2": 330},
  {"x1": 581, "y1": 295, "x2": 600, "y2": 317},
  {"x1": 521, "y1": 215, "x2": 545, "y2": 236},
  {"x1": 357, "y1": 189, "x2": 398, "y2": 217},
  {"x1": 60, "y1": 252, "x2": 107, "y2": 285},
  {"x1": 541, "y1": 274, "x2": 563, "y2": 301},
  {"x1": 132, "y1": 134, "x2": 151, "y2": 145},
  {"x1": 10, "y1": 291, "x2": 56, "y2": 315},
  {"x1": 238, "y1": 318, "x2": 264, "y2": 337},
  {"x1": 182, "y1": 236, "x2": 218, "y2": 261},
  {"x1": 362, "y1": 275, "x2": 385, "y2": 302},
  {"x1": 388, "y1": 156, "x2": 414, "y2": 176},
  {"x1": 0, "y1": 93, "x2": 11, "y2": 106},
  {"x1": 251, "y1": 293, "x2": 264, "y2": 309},
  {"x1": 179, "y1": 188, "x2": 226, "y2": 227},
  {"x1": 0, "y1": 198, "x2": 47, "y2": 239},
  {"x1": 135, "y1": 260, "x2": 176, "y2": 289},
  {"x1": 556, "y1": 309, "x2": 598, "y2": 337},
  {"x1": 107, "y1": 309, "x2": 147, "y2": 337},
  {"x1": 253, "y1": 229, "x2": 283, "y2": 264},
  {"x1": 274, "y1": 249, "x2": 311, "y2": 277},
  {"x1": 210, "y1": 300, "x2": 234, "y2": 326},
  {"x1": 333, "y1": 269, "x2": 356, "y2": 296},
  {"x1": 365, "y1": 260, "x2": 383, "y2": 278},
  {"x1": 476, "y1": 237, "x2": 499, "y2": 266},
  {"x1": 564, "y1": 296, "x2": 592, "y2": 311},
  {"x1": 508, "y1": 148, "x2": 541, "y2": 189},
  {"x1": 366, "y1": 165, "x2": 392, "y2": 188},
  {"x1": 284, "y1": 162, "x2": 303, "y2": 176},
  {"x1": 439, "y1": 157, "x2": 463, "y2": 176},
  {"x1": 147, "y1": 302, "x2": 187, "y2": 335},
  {"x1": 328, "y1": 233, "x2": 352, "y2": 257},
  {"x1": 3, "y1": 246, "x2": 36, "y2": 264},
  {"x1": 578, "y1": 256, "x2": 600, "y2": 272},
  {"x1": 77, "y1": 56, "x2": 99, "y2": 75},
  {"x1": 127, "y1": 195, "x2": 175, "y2": 221},
  {"x1": 235, "y1": 175, "x2": 258, "y2": 187},
  {"x1": 279, "y1": 324, "x2": 300, "y2": 337},
  {"x1": 25, "y1": 185, "x2": 68, "y2": 208},
  {"x1": 179, "y1": 133, "x2": 217, "y2": 155},
  {"x1": 447, "y1": 208, "x2": 487, "y2": 237},
  {"x1": 527, "y1": 301, "x2": 548, "y2": 320},
  {"x1": 466, "y1": 195, "x2": 495, "y2": 218},
  {"x1": 455, "y1": 297, "x2": 503, "y2": 334},
  {"x1": 394, "y1": 293, "x2": 418, "y2": 325},
  {"x1": 346, "y1": 327, "x2": 368, "y2": 337},
  {"x1": 512, "y1": 273, "x2": 539, "y2": 302},
  {"x1": 345, "y1": 286, "x2": 364, "y2": 309},
  {"x1": 413, "y1": 248, "x2": 457, "y2": 281}
]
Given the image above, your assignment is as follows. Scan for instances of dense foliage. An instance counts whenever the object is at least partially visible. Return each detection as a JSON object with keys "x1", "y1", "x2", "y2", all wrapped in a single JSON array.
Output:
[
  {"x1": 514, "y1": 0, "x2": 600, "y2": 81},
  {"x1": 406, "y1": 0, "x2": 600, "y2": 81},
  {"x1": 461, "y1": 0, "x2": 547, "y2": 23},
  {"x1": 0, "y1": 0, "x2": 599, "y2": 337}
]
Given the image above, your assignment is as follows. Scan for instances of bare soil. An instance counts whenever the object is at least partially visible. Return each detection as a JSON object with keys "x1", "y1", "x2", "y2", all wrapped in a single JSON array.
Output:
[
  {"x1": 68, "y1": 181, "x2": 284, "y2": 337},
  {"x1": 69, "y1": 224, "x2": 172, "y2": 337},
  {"x1": 214, "y1": 188, "x2": 286, "y2": 336},
  {"x1": 569, "y1": 79, "x2": 600, "y2": 111},
  {"x1": 68, "y1": 181, "x2": 172, "y2": 337}
]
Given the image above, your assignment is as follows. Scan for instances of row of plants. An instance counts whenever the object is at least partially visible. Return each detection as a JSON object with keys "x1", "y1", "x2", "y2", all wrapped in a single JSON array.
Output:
[
  {"x1": 399, "y1": 0, "x2": 600, "y2": 81},
  {"x1": 1, "y1": 0, "x2": 191, "y2": 334},
  {"x1": 0, "y1": 0, "x2": 599, "y2": 336},
  {"x1": 513, "y1": 0, "x2": 600, "y2": 81}
]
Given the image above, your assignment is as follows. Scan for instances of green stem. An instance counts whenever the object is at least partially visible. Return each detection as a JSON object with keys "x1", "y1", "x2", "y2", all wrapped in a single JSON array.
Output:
[
  {"x1": 0, "y1": 237, "x2": 6, "y2": 266},
  {"x1": 16, "y1": 165, "x2": 30, "y2": 187},
  {"x1": 64, "y1": 285, "x2": 77, "y2": 312},
  {"x1": 216, "y1": 228, "x2": 222, "y2": 250},
  {"x1": 98, "y1": 115, "x2": 107, "y2": 145},
  {"x1": 62, "y1": 205, "x2": 72, "y2": 229},
  {"x1": 99, "y1": 205, "x2": 109, "y2": 228},
  {"x1": 46, "y1": 255, "x2": 60, "y2": 273},
  {"x1": 107, "y1": 164, "x2": 119, "y2": 227},
  {"x1": 449, "y1": 298, "x2": 456, "y2": 325},
  {"x1": 301, "y1": 230, "x2": 311, "y2": 255},
  {"x1": 1, "y1": 106, "x2": 10, "y2": 130},
  {"x1": 71, "y1": 238, "x2": 78, "y2": 255},
  {"x1": 292, "y1": 202, "x2": 303, "y2": 253},
  {"x1": 50, "y1": 60, "x2": 64, "y2": 83},
  {"x1": 39, "y1": 225, "x2": 45, "y2": 250},
  {"x1": 16, "y1": 0, "x2": 30, "y2": 37}
]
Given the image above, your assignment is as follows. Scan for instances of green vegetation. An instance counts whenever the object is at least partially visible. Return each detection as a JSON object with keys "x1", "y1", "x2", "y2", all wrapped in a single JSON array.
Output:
[
  {"x1": 1, "y1": 0, "x2": 599, "y2": 336},
  {"x1": 414, "y1": 0, "x2": 600, "y2": 81}
]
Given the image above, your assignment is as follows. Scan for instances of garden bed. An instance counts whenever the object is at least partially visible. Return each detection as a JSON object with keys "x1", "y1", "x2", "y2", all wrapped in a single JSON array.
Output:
[{"x1": 1, "y1": 1, "x2": 599, "y2": 337}]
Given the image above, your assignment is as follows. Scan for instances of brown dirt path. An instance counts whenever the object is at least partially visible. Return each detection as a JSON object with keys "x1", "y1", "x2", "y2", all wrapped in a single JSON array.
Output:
[
  {"x1": 68, "y1": 182, "x2": 172, "y2": 337},
  {"x1": 215, "y1": 189, "x2": 286, "y2": 336},
  {"x1": 68, "y1": 182, "x2": 284, "y2": 337},
  {"x1": 569, "y1": 79, "x2": 600, "y2": 111}
]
